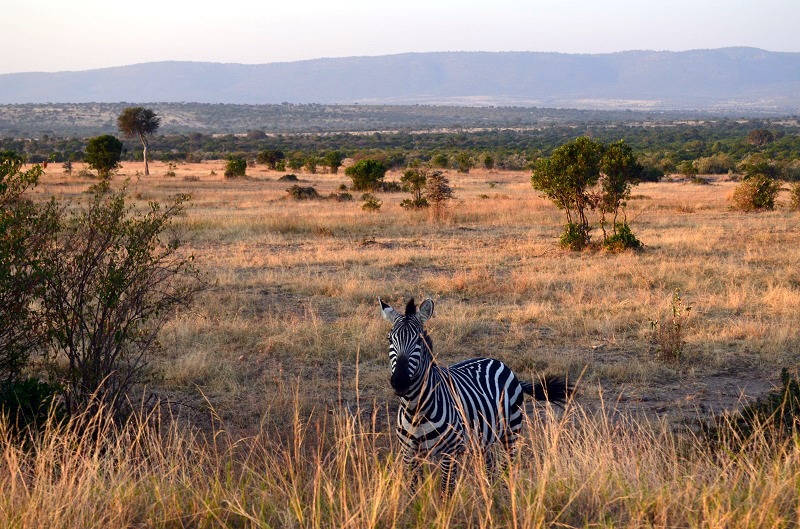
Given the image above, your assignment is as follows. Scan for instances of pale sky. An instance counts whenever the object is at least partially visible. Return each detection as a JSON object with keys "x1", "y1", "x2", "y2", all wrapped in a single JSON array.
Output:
[{"x1": 2, "y1": 0, "x2": 798, "y2": 74}]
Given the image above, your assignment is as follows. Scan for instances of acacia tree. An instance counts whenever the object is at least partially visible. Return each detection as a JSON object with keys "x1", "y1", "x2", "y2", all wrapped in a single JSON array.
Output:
[
  {"x1": 531, "y1": 136, "x2": 604, "y2": 250},
  {"x1": 117, "y1": 107, "x2": 161, "y2": 176}
]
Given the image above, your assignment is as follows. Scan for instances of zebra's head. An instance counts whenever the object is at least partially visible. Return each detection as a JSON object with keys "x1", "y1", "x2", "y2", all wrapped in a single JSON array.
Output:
[{"x1": 379, "y1": 297, "x2": 434, "y2": 396}]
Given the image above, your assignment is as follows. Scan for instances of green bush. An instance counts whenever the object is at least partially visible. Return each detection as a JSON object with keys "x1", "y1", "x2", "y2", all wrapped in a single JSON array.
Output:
[
  {"x1": 41, "y1": 182, "x2": 202, "y2": 418},
  {"x1": 346, "y1": 159, "x2": 388, "y2": 191},
  {"x1": 0, "y1": 151, "x2": 58, "y2": 386},
  {"x1": 224, "y1": 156, "x2": 247, "y2": 178},
  {"x1": 361, "y1": 193, "x2": 382, "y2": 211},
  {"x1": 603, "y1": 223, "x2": 641, "y2": 252},
  {"x1": 789, "y1": 182, "x2": 800, "y2": 210},
  {"x1": 694, "y1": 153, "x2": 735, "y2": 175},
  {"x1": 559, "y1": 222, "x2": 590, "y2": 251},
  {"x1": 0, "y1": 378, "x2": 65, "y2": 434},
  {"x1": 85, "y1": 135, "x2": 123, "y2": 179}
]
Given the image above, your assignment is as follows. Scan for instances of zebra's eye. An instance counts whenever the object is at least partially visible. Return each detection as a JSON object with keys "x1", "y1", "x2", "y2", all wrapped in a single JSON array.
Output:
[{"x1": 386, "y1": 332, "x2": 391, "y2": 341}]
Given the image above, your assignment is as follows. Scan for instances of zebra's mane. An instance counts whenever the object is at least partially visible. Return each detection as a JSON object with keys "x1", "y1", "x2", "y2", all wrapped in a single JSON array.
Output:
[{"x1": 403, "y1": 298, "x2": 433, "y2": 353}]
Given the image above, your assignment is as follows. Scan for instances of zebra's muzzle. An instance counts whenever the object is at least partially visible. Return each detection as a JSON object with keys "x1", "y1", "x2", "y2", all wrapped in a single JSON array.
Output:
[{"x1": 390, "y1": 355, "x2": 413, "y2": 395}]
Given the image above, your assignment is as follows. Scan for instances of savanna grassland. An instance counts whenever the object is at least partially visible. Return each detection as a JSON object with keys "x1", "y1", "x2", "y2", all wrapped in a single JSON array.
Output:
[{"x1": 5, "y1": 159, "x2": 800, "y2": 528}]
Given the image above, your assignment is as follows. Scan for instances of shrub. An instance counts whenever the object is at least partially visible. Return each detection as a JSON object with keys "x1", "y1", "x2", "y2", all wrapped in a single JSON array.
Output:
[
  {"x1": 400, "y1": 164, "x2": 429, "y2": 209},
  {"x1": 789, "y1": 182, "x2": 800, "y2": 211},
  {"x1": 0, "y1": 377, "x2": 65, "y2": 435},
  {"x1": 85, "y1": 135, "x2": 123, "y2": 179},
  {"x1": 694, "y1": 153, "x2": 735, "y2": 175},
  {"x1": 278, "y1": 174, "x2": 298, "y2": 182},
  {"x1": 559, "y1": 222, "x2": 590, "y2": 251},
  {"x1": 41, "y1": 182, "x2": 203, "y2": 418},
  {"x1": 603, "y1": 223, "x2": 641, "y2": 252},
  {"x1": 430, "y1": 153, "x2": 449, "y2": 169},
  {"x1": 361, "y1": 193, "x2": 382, "y2": 211},
  {"x1": 649, "y1": 289, "x2": 691, "y2": 363},
  {"x1": 346, "y1": 159, "x2": 388, "y2": 191},
  {"x1": 425, "y1": 170, "x2": 454, "y2": 220},
  {"x1": 532, "y1": 137, "x2": 604, "y2": 248},
  {"x1": 730, "y1": 173, "x2": 782, "y2": 211},
  {"x1": 454, "y1": 152, "x2": 474, "y2": 173},
  {"x1": 329, "y1": 192, "x2": 353, "y2": 202},
  {"x1": 224, "y1": 156, "x2": 247, "y2": 178},
  {"x1": 285, "y1": 185, "x2": 320, "y2": 200},
  {"x1": 677, "y1": 160, "x2": 697, "y2": 176},
  {"x1": 0, "y1": 151, "x2": 58, "y2": 386},
  {"x1": 256, "y1": 149, "x2": 285, "y2": 169}
]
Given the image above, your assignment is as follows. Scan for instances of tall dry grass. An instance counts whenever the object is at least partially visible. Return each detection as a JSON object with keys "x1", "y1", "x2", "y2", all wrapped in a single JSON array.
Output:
[{"x1": 2, "y1": 394, "x2": 800, "y2": 528}]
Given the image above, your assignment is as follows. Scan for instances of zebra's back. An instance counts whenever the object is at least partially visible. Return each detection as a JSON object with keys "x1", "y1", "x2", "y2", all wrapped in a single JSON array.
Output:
[{"x1": 444, "y1": 357, "x2": 526, "y2": 447}]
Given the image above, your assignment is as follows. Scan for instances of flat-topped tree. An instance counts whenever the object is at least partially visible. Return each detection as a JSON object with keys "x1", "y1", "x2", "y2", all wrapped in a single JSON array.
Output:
[{"x1": 117, "y1": 107, "x2": 160, "y2": 175}]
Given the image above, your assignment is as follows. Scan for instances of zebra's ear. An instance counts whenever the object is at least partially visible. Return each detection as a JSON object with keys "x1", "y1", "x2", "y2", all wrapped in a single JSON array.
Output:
[
  {"x1": 379, "y1": 298, "x2": 401, "y2": 323},
  {"x1": 417, "y1": 298, "x2": 434, "y2": 324}
]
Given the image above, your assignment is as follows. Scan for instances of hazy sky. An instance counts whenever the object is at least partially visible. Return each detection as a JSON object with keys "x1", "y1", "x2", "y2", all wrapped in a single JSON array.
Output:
[{"x1": 3, "y1": 0, "x2": 798, "y2": 74}]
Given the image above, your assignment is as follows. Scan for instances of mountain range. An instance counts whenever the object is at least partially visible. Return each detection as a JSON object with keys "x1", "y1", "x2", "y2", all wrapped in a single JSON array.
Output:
[{"x1": 1, "y1": 48, "x2": 799, "y2": 111}]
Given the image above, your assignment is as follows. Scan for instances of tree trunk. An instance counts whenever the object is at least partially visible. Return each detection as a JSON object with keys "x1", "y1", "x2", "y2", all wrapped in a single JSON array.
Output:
[{"x1": 140, "y1": 134, "x2": 149, "y2": 176}]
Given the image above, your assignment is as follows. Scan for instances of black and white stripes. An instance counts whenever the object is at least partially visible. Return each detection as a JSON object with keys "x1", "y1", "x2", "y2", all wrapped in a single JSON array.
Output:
[{"x1": 380, "y1": 297, "x2": 569, "y2": 496}]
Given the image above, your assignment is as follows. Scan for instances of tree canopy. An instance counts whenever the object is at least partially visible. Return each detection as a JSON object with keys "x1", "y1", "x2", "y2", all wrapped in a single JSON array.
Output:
[{"x1": 117, "y1": 107, "x2": 160, "y2": 175}]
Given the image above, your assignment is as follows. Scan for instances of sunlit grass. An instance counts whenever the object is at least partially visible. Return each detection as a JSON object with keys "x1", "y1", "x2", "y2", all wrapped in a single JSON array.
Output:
[{"x1": 3, "y1": 394, "x2": 800, "y2": 528}]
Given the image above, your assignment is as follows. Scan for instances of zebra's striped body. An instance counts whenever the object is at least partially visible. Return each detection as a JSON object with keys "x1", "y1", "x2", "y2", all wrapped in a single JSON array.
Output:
[{"x1": 380, "y1": 297, "x2": 568, "y2": 496}]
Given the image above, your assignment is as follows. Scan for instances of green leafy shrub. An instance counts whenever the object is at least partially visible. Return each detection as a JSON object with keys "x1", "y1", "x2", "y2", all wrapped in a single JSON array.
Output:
[
  {"x1": 788, "y1": 182, "x2": 800, "y2": 210},
  {"x1": 41, "y1": 182, "x2": 203, "y2": 418},
  {"x1": 0, "y1": 378, "x2": 65, "y2": 435},
  {"x1": 1, "y1": 152, "x2": 58, "y2": 387},
  {"x1": 345, "y1": 159, "x2": 388, "y2": 191},
  {"x1": 224, "y1": 156, "x2": 247, "y2": 178},
  {"x1": 603, "y1": 223, "x2": 641, "y2": 252},
  {"x1": 85, "y1": 135, "x2": 123, "y2": 179},
  {"x1": 559, "y1": 222, "x2": 590, "y2": 251},
  {"x1": 694, "y1": 153, "x2": 735, "y2": 175},
  {"x1": 400, "y1": 165, "x2": 429, "y2": 209}
]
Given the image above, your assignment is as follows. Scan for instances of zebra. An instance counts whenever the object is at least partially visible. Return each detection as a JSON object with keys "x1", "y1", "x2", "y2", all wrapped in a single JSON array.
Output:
[{"x1": 380, "y1": 297, "x2": 570, "y2": 496}]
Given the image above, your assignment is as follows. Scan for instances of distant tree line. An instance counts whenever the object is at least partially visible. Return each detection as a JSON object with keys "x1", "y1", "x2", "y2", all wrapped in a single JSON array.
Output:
[{"x1": 1, "y1": 120, "x2": 799, "y2": 180}]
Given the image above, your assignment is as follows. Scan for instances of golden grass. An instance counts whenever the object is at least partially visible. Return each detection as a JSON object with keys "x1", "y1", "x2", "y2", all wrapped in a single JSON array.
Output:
[
  {"x1": 32, "y1": 161, "x2": 800, "y2": 428},
  {"x1": 9, "y1": 161, "x2": 800, "y2": 525},
  {"x1": 3, "y1": 398, "x2": 800, "y2": 528}
]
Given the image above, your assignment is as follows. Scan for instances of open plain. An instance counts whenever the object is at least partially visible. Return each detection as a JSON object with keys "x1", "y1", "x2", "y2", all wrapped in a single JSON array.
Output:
[
  {"x1": 33, "y1": 160, "x2": 800, "y2": 430},
  {"x1": 7, "y1": 158, "x2": 799, "y2": 527}
]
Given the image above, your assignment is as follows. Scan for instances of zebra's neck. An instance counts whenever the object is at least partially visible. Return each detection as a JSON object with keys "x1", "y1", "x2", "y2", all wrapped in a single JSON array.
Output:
[{"x1": 400, "y1": 360, "x2": 447, "y2": 412}]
